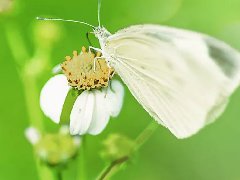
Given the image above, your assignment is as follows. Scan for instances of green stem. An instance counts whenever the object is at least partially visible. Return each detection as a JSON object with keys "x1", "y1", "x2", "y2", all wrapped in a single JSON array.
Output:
[
  {"x1": 21, "y1": 73, "x2": 45, "y2": 131},
  {"x1": 76, "y1": 136, "x2": 87, "y2": 180},
  {"x1": 5, "y1": 24, "x2": 55, "y2": 180},
  {"x1": 97, "y1": 156, "x2": 129, "y2": 180},
  {"x1": 56, "y1": 169, "x2": 63, "y2": 180},
  {"x1": 134, "y1": 121, "x2": 159, "y2": 151},
  {"x1": 5, "y1": 23, "x2": 30, "y2": 67},
  {"x1": 97, "y1": 121, "x2": 159, "y2": 180},
  {"x1": 35, "y1": 158, "x2": 56, "y2": 180}
]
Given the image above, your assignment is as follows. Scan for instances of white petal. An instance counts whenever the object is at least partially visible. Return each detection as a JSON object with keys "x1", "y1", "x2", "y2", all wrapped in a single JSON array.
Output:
[
  {"x1": 87, "y1": 89, "x2": 111, "y2": 135},
  {"x1": 69, "y1": 91, "x2": 88, "y2": 135},
  {"x1": 70, "y1": 91, "x2": 95, "y2": 135},
  {"x1": 25, "y1": 127, "x2": 41, "y2": 145},
  {"x1": 40, "y1": 74, "x2": 70, "y2": 123},
  {"x1": 106, "y1": 80, "x2": 125, "y2": 117},
  {"x1": 52, "y1": 64, "x2": 62, "y2": 74}
]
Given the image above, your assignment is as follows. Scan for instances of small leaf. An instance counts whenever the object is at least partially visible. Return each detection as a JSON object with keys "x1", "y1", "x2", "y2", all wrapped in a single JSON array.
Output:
[{"x1": 60, "y1": 88, "x2": 82, "y2": 124}]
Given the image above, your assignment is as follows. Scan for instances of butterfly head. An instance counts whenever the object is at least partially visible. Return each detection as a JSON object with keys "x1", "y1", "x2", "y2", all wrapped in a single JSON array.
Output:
[{"x1": 93, "y1": 26, "x2": 111, "y2": 43}]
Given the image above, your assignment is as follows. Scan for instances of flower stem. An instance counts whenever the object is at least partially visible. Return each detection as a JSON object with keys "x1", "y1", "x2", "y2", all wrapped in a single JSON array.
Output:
[
  {"x1": 4, "y1": 23, "x2": 30, "y2": 67},
  {"x1": 97, "y1": 121, "x2": 159, "y2": 180},
  {"x1": 5, "y1": 24, "x2": 54, "y2": 180},
  {"x1": 57, "y1": 169, "x2": 63, "y2": 180},
  {"x1": 134, "y1": 121, "x2": 159, "y2": 151},
  {"x1": 36, "y1": 159, "x2": 56, "y2": 180},
  {"x1": 21, "y1": 74, "x2": 45, "y2": 131},
  {"x1": 77, "y1": 136, "x2": 87, "y2": 180},
  {"x1": 97, "y1": 156, "x2": 129, "y2": 180}
]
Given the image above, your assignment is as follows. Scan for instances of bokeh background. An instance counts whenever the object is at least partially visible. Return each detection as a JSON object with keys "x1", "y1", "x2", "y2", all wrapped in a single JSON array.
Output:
[{"x1": 1, "y1": 0, "x2": 240, "y2": 179}]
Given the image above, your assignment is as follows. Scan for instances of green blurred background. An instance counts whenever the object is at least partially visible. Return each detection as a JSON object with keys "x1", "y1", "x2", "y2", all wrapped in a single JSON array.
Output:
[{"x1": 1, "y1": 0, "x2": 240, "y2": 179}]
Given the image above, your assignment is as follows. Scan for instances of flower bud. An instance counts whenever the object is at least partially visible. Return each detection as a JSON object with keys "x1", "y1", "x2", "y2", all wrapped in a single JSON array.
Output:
[
  {"x1": 35, "y1": 133, "x2": 79, "y2": 166},
  {"x1": 101, "y1": 134, "x2": 135, "y2": 161},
  {"x1": 25, "y1": 126, "x2": 80, "y2": 166}
]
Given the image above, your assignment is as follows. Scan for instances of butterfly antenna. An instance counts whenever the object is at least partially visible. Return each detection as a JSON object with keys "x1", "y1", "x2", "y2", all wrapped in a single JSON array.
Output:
[
  {"x1": 36, "y1": 17, "x2": 95, "y2": 29},
  {"x1": 98, "y1": 0, "x2": 102, "y2": 27}
]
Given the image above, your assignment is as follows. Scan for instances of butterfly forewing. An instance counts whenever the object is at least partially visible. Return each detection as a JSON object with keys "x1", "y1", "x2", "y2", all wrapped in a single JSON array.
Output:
[{"x1": 103, "y1": 25, "x2": 240, "y2": 138}]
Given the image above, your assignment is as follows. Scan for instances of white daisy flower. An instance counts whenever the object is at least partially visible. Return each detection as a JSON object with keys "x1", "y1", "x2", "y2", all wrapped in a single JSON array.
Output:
[
  {"x1": 25, "y1": 126, "x2": 81, "y2": 165},
  {"x1": 40, "y1": 47, "x2": 124, "y2": 136}
]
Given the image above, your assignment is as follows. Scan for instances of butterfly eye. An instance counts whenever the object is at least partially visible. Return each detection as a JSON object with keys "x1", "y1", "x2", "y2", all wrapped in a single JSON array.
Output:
[{"x1": 61, "y1": 47, "x2": 115, "y2": 90}]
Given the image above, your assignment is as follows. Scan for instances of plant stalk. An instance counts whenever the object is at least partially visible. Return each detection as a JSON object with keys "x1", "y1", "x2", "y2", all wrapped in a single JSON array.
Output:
[{"x1": 5, "y1": 24, "x2": 55, "y2": 180}]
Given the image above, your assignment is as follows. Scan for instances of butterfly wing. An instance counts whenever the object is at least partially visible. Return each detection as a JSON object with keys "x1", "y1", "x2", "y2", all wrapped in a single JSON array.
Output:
[{"x1": 103, "y1": 25, "x2": 240, "y2": 138}]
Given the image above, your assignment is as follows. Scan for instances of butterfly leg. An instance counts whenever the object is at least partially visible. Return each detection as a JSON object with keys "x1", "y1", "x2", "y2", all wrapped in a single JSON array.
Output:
[
  {"x1": 104, "y1": 68, "x2": 116, "y2": 97},
  {"x1": 92, "y1": 57, "x2": 103, "y2": 72},
  {"x1": 104, "y1": 83, "x2": 110, "y2": 98},
  {"x1": 107, "y1": 63, "x2": 115, "y2": 83},
  {"x1": 104, "y1": 70, "x2": 112, "y2": 98},
  {"x1": 89, "y1": 46, "x2": 102, "y2": 54}
]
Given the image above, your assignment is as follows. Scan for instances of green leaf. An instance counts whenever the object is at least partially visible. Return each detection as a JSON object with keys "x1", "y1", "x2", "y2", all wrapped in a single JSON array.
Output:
[{"x1": 60, "y1": 88, "x2": 82, "y2": 124}]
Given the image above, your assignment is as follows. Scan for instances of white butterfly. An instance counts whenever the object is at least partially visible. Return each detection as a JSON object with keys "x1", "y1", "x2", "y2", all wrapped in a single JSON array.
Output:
[{"x1": 38, "y1": 0, "x2": 240, "y2": 138}]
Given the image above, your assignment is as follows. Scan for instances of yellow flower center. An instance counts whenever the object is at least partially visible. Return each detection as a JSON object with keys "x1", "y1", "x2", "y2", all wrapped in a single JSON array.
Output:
[{"x1": 61, "y1": 47, "x2": 114, "y2": 90}]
